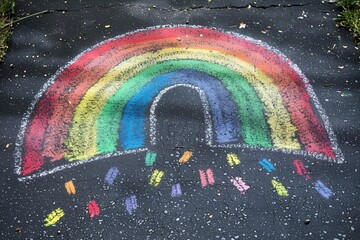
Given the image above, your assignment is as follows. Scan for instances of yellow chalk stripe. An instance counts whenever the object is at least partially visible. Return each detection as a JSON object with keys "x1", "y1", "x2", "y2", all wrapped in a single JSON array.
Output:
[
  {"x1": 226, "y1": 153, "x2": 240, "y2": 167},
  {"x1": 272, "y1": 180, "x2": 289, "y2": 197},
  {"x1": 155, "y1": 171, "x2": 164, "y2": 187},
  {"x1": 149, "y1": 169, "x2": 159, "y2": 185},
  {"x1": 44, "y1": 208, "x2": 64, "y2": 227},
  {"x1": 149, "y1": 169, "x2": 164, "y2": 187},
  {"x1": 179, "y1": 151, "x2": 193, "y2": 163},
  {"x1": 66, "y1": 48, "x2": 300, "y2": 160}
]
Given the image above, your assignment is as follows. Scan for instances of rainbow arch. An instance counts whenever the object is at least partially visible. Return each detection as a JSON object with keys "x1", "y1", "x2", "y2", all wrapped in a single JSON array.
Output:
[{"x1": 15, "y1": 25, "x2": 344, "y2": 180}]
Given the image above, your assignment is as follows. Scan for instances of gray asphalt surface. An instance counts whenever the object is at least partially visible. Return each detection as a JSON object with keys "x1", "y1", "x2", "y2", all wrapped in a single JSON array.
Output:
[{"x1": 1, "y1": 1, "x2": 360, "y2": 239}]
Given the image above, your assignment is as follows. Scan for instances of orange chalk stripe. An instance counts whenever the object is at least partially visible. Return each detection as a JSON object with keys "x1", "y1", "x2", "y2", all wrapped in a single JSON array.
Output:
[
  {"x1": 65, "y1": 180, "x2": 76, "y2": 195},
  {"x1": 179, "y1": 151, "x2": 193, "y2": 163}
]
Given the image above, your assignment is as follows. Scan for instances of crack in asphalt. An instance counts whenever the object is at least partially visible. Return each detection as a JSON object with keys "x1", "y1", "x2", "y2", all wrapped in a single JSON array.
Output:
[
  {"x1": 174, "y1": 3, "x2": 307, "y2": 11},
  {"x1": 57, "y1": 3, "x2": 308, "y2": 12},
  {"x1": 16, "y1": 2, "x2": 309, "y2": 21}
]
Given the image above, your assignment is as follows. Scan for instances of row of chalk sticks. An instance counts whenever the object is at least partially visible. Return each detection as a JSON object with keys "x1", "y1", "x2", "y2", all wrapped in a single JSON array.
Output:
[{"x1": 44, "y1": 152, "x2": 334, "y2": 226}]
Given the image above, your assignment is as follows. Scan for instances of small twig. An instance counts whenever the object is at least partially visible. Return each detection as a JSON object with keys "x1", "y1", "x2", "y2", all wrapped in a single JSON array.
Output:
[
  {"x1": 173, "y1": 146, "x2": 185, "y2": 150},
  {"x1": 3, "y1": 10, "x2": 49, "y2": 27}
]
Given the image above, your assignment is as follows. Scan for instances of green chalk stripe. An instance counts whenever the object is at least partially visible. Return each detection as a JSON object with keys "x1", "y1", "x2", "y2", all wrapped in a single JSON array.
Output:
[{"x1": 145, "y1": 151, "x2": 157, "y2": 166}]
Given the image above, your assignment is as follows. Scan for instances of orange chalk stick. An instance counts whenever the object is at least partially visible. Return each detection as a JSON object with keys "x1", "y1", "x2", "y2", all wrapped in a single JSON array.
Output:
[
  {"x1": 65, "y1": 180, "x2": 76, "y2": 195},
  {"x1": 179, "y1": 151, "x2": 193, "y2": 163}
]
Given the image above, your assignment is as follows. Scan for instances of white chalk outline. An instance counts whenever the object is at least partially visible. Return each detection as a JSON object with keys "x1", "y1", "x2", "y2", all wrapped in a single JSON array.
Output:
[
  {"x1": 149, "y1": 84, "x2": 213, "y2": 146},
  {"x1": 15, "y1": 25, "x2": 344, "y2": 181},
  {"x1": 17, "y1": 148, "x2": 148, "y2": 182}
]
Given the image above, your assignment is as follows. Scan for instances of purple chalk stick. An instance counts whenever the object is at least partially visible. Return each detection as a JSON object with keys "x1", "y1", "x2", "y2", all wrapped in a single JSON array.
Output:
[
  {"x1": 125, "y1": 195, "x2": 138, "y2": 214},
  {"x1": 104, "y1": 167, "x2": 119, "y2": 186},
  {"x1": 171, "y1": 183, "x2": 182, "y2": 197},
  {"x1": 314, "y1": 180, "x2": 334, "y2": 199}
]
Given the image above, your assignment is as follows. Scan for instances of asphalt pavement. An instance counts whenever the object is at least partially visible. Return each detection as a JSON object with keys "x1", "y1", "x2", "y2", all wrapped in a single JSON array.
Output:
[{"x1": 0, "y1": 0, "x2": 360, "y2": 239}]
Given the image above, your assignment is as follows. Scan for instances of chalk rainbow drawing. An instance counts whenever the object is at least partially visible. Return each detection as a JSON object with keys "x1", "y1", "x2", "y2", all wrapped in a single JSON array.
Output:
[{"x1": 15, "y1": 25, "x2": 344, "y2": 181}]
